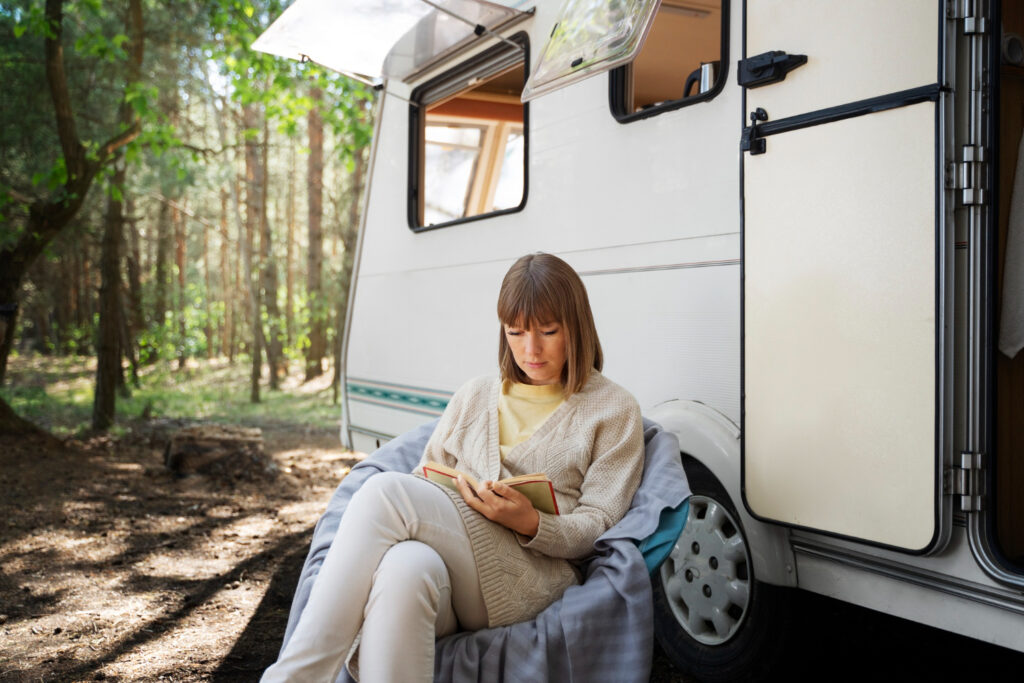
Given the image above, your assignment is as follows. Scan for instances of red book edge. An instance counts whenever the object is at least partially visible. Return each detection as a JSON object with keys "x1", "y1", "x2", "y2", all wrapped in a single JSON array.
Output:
[{"x1": 422, "y1": 464, "x2": 458, "y2": 481}]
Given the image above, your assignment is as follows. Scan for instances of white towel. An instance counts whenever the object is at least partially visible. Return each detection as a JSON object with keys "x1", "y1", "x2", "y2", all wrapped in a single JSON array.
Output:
[{"x1": 999, "y1": 129, "x2": 1024, "y2": 358}]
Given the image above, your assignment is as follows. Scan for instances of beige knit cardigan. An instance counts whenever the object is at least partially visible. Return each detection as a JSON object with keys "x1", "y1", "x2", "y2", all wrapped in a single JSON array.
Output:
[{"x1": 414, "y1": 371, "x2": 645, "y2": 627}]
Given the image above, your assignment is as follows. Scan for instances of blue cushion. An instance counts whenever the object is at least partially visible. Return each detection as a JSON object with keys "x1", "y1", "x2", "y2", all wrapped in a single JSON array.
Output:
[{"x1": 637, "y1": 499, "x2": 689, "y2": 574}]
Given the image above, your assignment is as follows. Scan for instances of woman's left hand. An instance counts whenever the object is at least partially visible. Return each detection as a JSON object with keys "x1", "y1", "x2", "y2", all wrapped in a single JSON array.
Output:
[{"x1": 456, "y1": 476, "x2": 540, "y2": 538}]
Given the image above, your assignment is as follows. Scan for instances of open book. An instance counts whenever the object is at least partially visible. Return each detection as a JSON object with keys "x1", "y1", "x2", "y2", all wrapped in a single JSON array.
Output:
[{"x1": 421, "y1": 461, "x2": 559, "y2": 515}]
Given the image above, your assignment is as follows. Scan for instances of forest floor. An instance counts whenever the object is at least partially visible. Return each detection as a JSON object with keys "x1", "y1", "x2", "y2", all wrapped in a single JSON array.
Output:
[{"x1": 0, "y1": 356, "x2": 359, "y2": 681}]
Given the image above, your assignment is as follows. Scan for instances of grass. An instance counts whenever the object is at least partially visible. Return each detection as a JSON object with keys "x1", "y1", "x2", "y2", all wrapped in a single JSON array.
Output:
[{"x1": 1, "y1": 353, "x2": 342, "y2": 437}]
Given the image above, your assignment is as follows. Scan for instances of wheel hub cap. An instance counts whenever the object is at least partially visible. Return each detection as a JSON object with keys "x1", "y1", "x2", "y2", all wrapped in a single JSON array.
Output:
[{"x1": 659, "y1": 494, "x2": 752, "y2": 646}]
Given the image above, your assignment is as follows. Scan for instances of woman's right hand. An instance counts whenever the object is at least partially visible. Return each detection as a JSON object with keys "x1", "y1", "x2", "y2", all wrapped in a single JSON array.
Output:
[{"x1": 455, "y1": 476, "x2": 540, "y2": 538}]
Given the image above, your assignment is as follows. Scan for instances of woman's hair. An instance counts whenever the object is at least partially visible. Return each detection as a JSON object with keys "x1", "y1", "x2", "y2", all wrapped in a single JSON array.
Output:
[{"x1": 497, "y1": 253, "x2": 603, "y2": 395}]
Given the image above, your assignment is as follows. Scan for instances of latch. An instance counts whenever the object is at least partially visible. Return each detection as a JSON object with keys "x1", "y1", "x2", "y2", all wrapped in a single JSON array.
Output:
[
  {"x1": 741, "y1": 108, "x2": 768, "y2": 155},
  {"x1": 946, "y1": 0, "x2": 988, "y2": 34},
  {"x1": 944, "y1": 451, "x2": 984, "y2": 512},
  {"x1": 738, "y1": 50, "x2": 808, "y2": 89},
  {"x1": 946, "y1": 144, "x2": 988, "y2": 205}
]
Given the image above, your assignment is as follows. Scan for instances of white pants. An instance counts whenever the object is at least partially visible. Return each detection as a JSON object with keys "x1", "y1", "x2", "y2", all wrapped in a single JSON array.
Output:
[{"x1": 261, "y1": 472, "x2": 488, "y2": 683}]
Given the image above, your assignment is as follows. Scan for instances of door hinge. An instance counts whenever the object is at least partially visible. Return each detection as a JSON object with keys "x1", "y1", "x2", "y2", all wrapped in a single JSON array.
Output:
[
  {"x1": 947, "y1": 0, "x2": 989, "y2": 34},
  {"x1": 946, "y1": 145, "x2": 988, "y2": 205},
  {"x1": 944, "y1": 451, "x2": 985, "y2": 512}
]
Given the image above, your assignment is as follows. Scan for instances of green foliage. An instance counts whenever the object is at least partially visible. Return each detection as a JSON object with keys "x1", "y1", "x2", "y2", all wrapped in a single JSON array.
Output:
[
  {"x1": 31, "y1": 158, "x2": 68, "y2": 191},
  {"x1": 125, "y1": 82, "x2": 158, "y2": 119},
  {"x1": 51, "y1": 322, "x2": 94, "y2": 356},
  {"x1": 74, "y1": 31, "x2": 129, "y2": 61},
  {"x1": 10, "y1": 4, "x2": 53, "y2": 40},
  {"x1": 4, "y1": 0, "x2": 376, "y2": 423},
  {"x1": 1, "y1": 354, "x2": 342, "y2": 437},
  {"x1": 1, "y1": 0, "x2": 143, "y2": 205}
]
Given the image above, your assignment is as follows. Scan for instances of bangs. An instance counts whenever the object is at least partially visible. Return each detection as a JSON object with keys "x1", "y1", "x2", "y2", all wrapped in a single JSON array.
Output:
[{"x1": 497, "y1": 273, "x2": 564, "y2": 328}]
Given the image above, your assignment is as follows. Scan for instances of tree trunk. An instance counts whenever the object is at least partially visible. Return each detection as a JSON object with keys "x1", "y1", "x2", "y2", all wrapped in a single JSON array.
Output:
[
  {"x1": 219, "y1": 190, "x2": 232, "y2": 359},
  {"x1": 232, "y1": 177, "x2": 242, "y2": 362},
  {"x1": 201, "y1": 208, "x2": 212, "y2": 358},
  {"x1": 305, "y1": 86, "x2": 326, "y2": 381},
  {"x1": 333, "y1": 145, "x2": 368, "y2": 403},
  {"x1": 260, "y1": 117, "x2": 283, "y2": 389},
  {"x1": 154, "y1": 200, "x2": 171, "y2": 333},
  {"x1": 119, "y1": 284, "x2": 138, "y2": 391},
  {"x1": 243, "y1": 103, "x2": 263, "y2": 402},
  {"x1": 0, "y1": 394, "x2": 58, "y2": 439},
  {"x1": 173, "y1": 204, "x2": 187, "y2": 369},
  {"x1": 264, "y1": 257, "x2": 283, "y2": 389},
  {"x1": 94, "y1": 155, "x2": 123, "y2": 430},
  {"x1": 0, "y1": 304, "x2": 15, "y2": 385},
  {"x1": 54, "y1": 254, "x2": 71, "y2": 352},
  {"x1": 92, "y1": 0, "x2": 143, "y2": 429},
  {"x1": 285, "y1": 144, "x2": 296, "y2": 347},
  {"x1": 124, "y1": 196, "x2": 143, "y2": 383}
]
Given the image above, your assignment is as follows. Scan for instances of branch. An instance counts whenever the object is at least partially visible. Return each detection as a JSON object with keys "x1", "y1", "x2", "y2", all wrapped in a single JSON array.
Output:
[
  {"x1": 3, "y1": 187, "x2": 34, "y2": 205},
  {"x1": 144, "y1": 192, "x2": 216, "y2": 229},
  {"x1": 179, "y1": 142, "x2": 233, "y2": 156},
  {"x1": 98, "y1": 123, "x2": 142, "y2": 159},
  {"x1": 44, "y1": 0, "x2": 85, "y2": 182}
]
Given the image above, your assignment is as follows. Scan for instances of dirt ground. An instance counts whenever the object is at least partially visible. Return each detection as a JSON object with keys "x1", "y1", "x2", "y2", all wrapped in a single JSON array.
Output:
[{"x1": 0, "y1": 420, "x2": 359, "y2": 682}]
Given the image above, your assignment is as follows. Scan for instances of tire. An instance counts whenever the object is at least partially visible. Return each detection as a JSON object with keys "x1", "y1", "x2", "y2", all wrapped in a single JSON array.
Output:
[{"x1": 652, "y1": 456, "x2": 792, "y2": 683}]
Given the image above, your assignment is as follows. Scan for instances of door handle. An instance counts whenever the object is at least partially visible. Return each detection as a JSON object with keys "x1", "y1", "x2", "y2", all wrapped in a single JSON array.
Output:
[{"x1": 738, "y1": 50, "x2": 808, "y2": 89}]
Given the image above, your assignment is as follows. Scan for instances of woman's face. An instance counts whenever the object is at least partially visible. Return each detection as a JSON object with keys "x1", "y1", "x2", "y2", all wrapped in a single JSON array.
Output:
[{"x1": 504, "y1": 319, "x2": 567, "y2": 386}]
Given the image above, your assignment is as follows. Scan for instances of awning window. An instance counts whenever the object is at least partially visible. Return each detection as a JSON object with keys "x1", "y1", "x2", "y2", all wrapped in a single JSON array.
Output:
[
  {"x1": 252, "y1": 0, "x2": 531, "y2": 84},
  {"x1": 521, "y1": 0, "x2": 661, "y2": 101}
]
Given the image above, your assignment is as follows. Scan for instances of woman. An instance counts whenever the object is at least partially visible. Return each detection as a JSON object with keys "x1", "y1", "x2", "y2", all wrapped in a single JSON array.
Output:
[{"x1": 262, "y1": 253, "x2": 644, "y2": 682}]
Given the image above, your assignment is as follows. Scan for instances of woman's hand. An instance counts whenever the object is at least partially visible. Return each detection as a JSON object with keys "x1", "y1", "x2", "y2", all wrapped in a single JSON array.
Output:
[{"x1": 456, "y1": 476, "x2": 540, "y2": 538}]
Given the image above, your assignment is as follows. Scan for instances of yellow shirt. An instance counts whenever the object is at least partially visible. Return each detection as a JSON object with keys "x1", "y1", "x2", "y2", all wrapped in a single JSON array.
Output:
[{"x1": 498, "y1": 380, "x2": 565, "y2": 461}]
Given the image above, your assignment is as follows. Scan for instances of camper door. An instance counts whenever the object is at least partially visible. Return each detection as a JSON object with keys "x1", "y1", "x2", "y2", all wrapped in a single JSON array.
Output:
[{"x1": 741, "y1": 0, "x2": 951, "y2": 552}]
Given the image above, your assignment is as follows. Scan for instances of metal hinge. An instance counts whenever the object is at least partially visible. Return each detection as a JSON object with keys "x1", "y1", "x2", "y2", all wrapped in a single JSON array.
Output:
[
  {"x1": 946, "y1": 145, "x2": 988, "y2": 205},
  {"x1": 947, "y1": 0, "x2": 988, "y2": 34},
  {"x1": 945, "y1": 451, "x2": 985, "y2": 512}
]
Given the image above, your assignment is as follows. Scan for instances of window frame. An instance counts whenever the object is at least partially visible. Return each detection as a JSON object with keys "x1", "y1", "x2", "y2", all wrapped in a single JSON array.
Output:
[
  {"x1": 609, "y1": 0, "x2": 730, "y2": 124},
  {"x1": 407, "y1": 32, "x2": 529, "y2": 232}
]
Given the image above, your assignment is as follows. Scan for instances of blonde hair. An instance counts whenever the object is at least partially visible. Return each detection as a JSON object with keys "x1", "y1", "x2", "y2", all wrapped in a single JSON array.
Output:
[{"x1": 497, "y1": 253, "x2": 602, "y2": 395}]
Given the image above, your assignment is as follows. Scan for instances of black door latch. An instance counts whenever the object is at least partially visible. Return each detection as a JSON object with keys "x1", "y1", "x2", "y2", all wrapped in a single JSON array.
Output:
[
  {"x1": 741, "y1": 108, "x2": 769, "y2": 155},
  {"x1": 738, "y1": 50, "x2": 808, "y2": 89}
]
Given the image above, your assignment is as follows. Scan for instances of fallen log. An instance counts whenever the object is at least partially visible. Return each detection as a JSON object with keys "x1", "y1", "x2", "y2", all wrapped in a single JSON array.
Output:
[{"x1": 164, "y1": 424, "x2": 274, "y2": 479}]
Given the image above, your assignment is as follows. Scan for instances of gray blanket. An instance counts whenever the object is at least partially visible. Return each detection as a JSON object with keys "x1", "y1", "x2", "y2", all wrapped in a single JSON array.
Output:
[{"x1": 279, "y1": 418, "x2": 690, "y2": 682}]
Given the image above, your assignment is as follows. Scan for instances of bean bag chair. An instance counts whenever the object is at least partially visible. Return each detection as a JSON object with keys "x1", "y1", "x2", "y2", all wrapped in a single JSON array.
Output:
[{"x1": 277, "y1": 418, "x2": 690, "y2": 682}]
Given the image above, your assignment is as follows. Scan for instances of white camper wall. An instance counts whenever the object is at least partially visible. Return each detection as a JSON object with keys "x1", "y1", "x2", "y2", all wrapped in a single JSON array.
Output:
[{"x1": 347, "y1": 3, "x2": 742, "y2": 439}]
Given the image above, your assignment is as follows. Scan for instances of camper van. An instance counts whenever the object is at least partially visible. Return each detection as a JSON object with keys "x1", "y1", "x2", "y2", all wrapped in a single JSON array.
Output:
[{"x1": 255, "y1": 0, "x2": 1024, "y2": 679}]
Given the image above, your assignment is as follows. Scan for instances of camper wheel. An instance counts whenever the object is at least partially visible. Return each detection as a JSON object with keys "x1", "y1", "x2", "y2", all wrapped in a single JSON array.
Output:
[{"x1": 653, "y1": 457, "x2": 791, "y2": 682}]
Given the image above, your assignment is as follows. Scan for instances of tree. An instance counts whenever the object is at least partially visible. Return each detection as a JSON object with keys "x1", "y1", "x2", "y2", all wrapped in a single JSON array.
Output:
[
  {"x1": 1, "y1": 0, "x2": 145, "y2": 431},
  {"x1": 93, "y1": 155, "x2": 128, "y2": 430},
  {"x1": 93, "y1": 0, "x2": 143, "y2": 431},
  {"x1": 305, "y1": 85, "x2": 325, "y2": 381},
  {"x1": 242, "y1": 101, "x2": 263, "y2": 402}
]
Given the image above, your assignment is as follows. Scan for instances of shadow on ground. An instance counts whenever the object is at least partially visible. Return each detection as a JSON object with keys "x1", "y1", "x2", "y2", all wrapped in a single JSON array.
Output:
[{"x1": 213, "y1": 527, "x2": 311, "y2": 680}]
